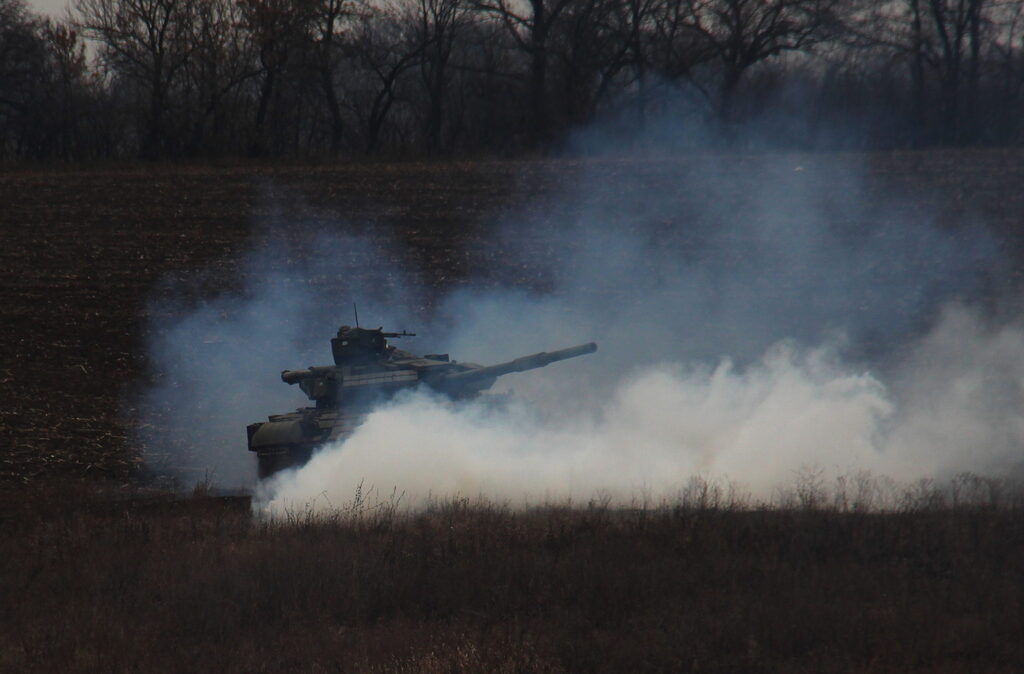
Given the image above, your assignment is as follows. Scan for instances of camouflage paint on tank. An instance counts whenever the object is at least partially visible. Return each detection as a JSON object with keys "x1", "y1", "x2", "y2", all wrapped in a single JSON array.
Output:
[{"x1": 247, "y1": 325, "x2": 597, "y2": 478}]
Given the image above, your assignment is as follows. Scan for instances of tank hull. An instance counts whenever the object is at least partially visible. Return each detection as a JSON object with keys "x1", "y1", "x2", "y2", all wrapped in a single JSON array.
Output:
[
  {"x1": 247, "y1": 393, "x2": 514, "y2": 478},
  {"x1": 248, "y1": 407, "x2": 366, "y2": 479}
]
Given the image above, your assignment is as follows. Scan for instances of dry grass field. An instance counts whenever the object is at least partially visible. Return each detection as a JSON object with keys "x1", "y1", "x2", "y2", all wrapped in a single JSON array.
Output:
[
  {"x1": 3, "y1": 151, "x2": 1024, "y2": 671},
  {"x1": 3, "y1": 482, "x2": 1024, "y2": 673}
]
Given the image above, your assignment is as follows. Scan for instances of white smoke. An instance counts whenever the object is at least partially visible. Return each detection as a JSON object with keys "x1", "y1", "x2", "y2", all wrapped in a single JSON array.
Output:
[
  {"x1": 136, "y1": 220, "x2": 424, "y2": 488},
  {"x1": 261, "y1": 340, "x2": 891, "y2": 509},
  {"x1": 136, "y1": 149, "x2": 1024, "y2": 506},
  {"x1": 260, "y1": 304, "x2": 1024, "y2": 512}
]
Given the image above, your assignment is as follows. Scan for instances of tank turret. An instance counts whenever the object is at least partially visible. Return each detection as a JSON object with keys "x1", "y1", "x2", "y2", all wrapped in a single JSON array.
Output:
[{"x1": 247, "y1": 325, "x2": 597, "y2": 478}]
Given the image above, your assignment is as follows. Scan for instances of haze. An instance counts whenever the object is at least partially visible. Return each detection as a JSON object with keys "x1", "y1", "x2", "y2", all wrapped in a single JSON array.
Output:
[{"x1": 28, "y1": 0, "x2": 68, "y2": 17}]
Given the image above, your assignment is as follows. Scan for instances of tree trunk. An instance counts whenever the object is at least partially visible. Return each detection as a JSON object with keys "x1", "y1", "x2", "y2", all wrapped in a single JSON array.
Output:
[
  {"x1": 909, "y1": 0, "x2": 926, "y2": 146},
  {"x1": 321, "y1": 65, "x2": 344, "y2": 156},
  {"x1": 144, "y1": 73, "x2": 165, "y2": 159},
  {"x1": 253, "y1": 69, "x2": 275, "y2": 157},
  {"x1": 965, "y1": 0, "x2": 983, "y2": 142},
  {"x1": 529, "y1": 0, "x2": 549, "y2": 146},
  {"x1": 424, "y1": 48, "x2": 446, "y2": 154}
]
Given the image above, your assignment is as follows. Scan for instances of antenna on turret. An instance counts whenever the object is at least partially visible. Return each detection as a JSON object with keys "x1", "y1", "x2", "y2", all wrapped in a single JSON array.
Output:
[{"x1": 353, "y1": 303, "x2": 360, "y2": 327}]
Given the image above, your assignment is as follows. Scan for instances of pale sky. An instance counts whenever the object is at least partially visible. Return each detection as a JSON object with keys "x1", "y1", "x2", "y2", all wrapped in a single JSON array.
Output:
[{"x1": 28, "y1": 0, "x2": 73, "y2": 19}]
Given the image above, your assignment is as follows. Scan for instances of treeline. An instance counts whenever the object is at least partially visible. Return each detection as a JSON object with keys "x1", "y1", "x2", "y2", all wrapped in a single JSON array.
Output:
[{"x1": 3, "y1": 0, "x2": 1024, "y2": 160}]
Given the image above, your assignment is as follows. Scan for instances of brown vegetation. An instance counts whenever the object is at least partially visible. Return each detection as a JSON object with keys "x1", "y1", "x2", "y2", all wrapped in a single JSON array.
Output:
[{"x1": 2, "y1": 482, "x2": 1023, "y2": 672}]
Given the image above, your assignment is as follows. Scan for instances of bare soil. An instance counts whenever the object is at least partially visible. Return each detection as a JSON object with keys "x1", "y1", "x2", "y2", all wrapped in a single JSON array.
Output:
[{"x1": 0, "y1": 160, "x2": 530, "y2": 482}]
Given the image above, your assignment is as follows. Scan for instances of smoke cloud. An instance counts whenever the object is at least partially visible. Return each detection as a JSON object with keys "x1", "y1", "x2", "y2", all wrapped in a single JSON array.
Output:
[
  {"x1": 136, "y1": 146, "x2": 1024, "y2": 509},
  {"x1": 262, "y1": 303, "x2": 1024, "y2": 511}
]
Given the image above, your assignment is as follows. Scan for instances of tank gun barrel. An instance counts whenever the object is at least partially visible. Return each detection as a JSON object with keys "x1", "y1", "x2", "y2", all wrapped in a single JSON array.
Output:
[{"x1": 441, "y1": 342, "x2": 597, "y2": 384}]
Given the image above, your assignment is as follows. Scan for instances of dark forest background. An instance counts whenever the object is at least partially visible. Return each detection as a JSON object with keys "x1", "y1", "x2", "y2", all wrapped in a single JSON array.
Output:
[{"x1": 3, "y1": 0, "x2": 1024, "y2": 160}]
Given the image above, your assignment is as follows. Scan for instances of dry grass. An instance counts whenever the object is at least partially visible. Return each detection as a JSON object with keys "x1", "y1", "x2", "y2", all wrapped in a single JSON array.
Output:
[{"x1": 2, "y1": 476, "x2": 1023, "y2": 673}]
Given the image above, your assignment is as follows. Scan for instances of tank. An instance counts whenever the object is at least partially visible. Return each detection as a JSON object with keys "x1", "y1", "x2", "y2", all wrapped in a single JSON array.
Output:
[{"x1": 247, "y1": 325, "x2": 597, "y2": 478}]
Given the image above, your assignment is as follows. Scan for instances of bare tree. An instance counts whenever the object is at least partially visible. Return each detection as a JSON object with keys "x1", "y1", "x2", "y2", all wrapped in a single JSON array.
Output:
[
  {"x1": 922, "y1": 0, "x2": 989, "y2": 140},
  {"x1": 311, "y1": 0, "x2": 359, "y2": 156},
  {"x1": 604, "y1": 0, "x2": 667, "y2": 127},
  {"x1": 348, "y1": 9, "x2": 424, "y2": 153},
  {"x1": 0, "y1": 0, "x2": 48, "y2": 155},
  {"x1": 990, "y1": 0, "x2": 1024, "y2": 131},
  {"x1": 414, "y1": 0, "x2": 468, "y2": 153},
  {"x1": 566, "y1": 0, "x2": 673, "y2": 125},
  {"x1": 472, "y1": 0, "x2": 577, "y2": 145},
  {"x1": 647, "y1": 0, "x2": 712, "y2": 85},
  {"x1": 3, "y1": 0, "x2": 1024, "y2": 159},
  {"x1": 41, "y1": 19, "x2": 90, "y2": 158},
  {"x1": 443, "y1": 13, "x2": 520, "y2": 151},
  {"x1": 853, "y1": 0, "x2": 993, "y2": 142},
  {"x1": 75, "y1": 0, "x2": 198, "y2": 157},
  {"x1": 240, "y1": 0, "x2": 315, "y2": 155},
  {"x1": 182, "y1": 0, "x2": 258, "y2": 155},
  {"x1": 549, "y1": 0, "x2": 616, "y2": 125},
  {"x1": 685, "y1": 0, "x2": 838, "y2": 121}
]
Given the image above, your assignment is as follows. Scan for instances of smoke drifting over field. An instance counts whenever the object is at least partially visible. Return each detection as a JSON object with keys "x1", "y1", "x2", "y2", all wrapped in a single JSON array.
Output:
[{"x1": 138, "y1": 151, "x2": 1024, "y2": 508}]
